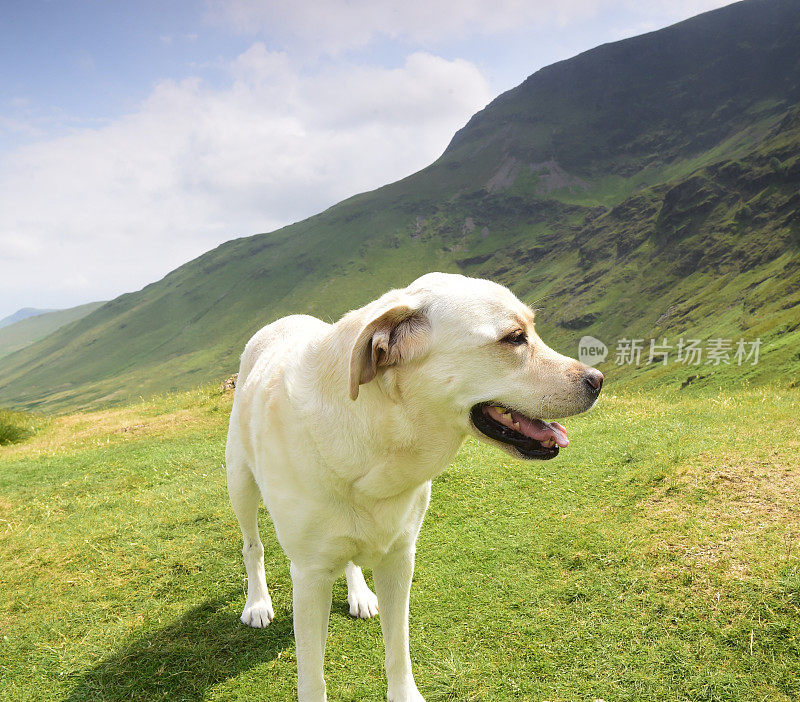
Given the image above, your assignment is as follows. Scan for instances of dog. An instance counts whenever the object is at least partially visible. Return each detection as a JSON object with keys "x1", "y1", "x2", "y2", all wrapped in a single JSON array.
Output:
[{"x1": 225, "y1": 272, "x2": 603, "y2": 701}]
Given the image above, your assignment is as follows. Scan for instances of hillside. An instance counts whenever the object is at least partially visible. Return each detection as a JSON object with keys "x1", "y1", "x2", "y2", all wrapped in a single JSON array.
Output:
[
  {"x1": 0, "y1": 302, "x2": 105, "y2": 360},
  {"x1": 0, "y1": 307, "x2": 53, "y2": 330},
  {"x1": 1, "y1": 0, "x2": 799, "y2": 411}
]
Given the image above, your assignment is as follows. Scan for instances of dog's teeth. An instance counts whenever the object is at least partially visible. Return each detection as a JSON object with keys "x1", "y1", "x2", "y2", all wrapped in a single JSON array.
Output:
[
  {"x1": 512, "y1": 421, "x2": 520, "y2": 430},
  {"x1": 495, "y1": 406, "x2": 509, "y2": 415}
]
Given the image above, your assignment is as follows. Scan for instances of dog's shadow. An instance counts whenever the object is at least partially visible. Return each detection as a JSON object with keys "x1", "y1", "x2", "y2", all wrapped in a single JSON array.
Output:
[{"x1": 66, "y1": 591, "x2": 294, "y2": 701}]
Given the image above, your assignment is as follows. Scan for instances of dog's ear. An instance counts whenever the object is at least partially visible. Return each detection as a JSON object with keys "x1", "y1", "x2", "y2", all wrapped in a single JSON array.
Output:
[{"x1": 348, "y1": 303, "x2": 429, "y2": 400}]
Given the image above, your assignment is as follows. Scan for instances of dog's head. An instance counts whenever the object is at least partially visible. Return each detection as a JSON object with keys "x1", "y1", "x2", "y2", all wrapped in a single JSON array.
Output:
[{"x1": 348, "y1": 272, "x2": 602, "y2": 460}]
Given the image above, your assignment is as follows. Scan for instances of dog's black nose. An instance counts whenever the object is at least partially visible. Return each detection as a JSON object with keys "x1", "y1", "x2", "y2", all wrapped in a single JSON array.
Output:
[{"x1": 583, "y1": 368, "x2": 604, "y2": 394}]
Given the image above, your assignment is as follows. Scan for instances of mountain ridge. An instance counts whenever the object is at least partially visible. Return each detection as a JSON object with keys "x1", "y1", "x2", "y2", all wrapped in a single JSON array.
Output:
[
  {"x1": 0, "y1": 308, "x2": 54, "y2": 330},
  {"x1": 0, "y1": 302, "x2": 106, "y2": 361}
]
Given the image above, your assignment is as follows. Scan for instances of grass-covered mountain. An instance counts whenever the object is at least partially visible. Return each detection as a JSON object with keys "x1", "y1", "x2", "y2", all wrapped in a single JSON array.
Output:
[
  {"x1": 0, "y1": 302, "x2": 104, "y2": 360},
  {"x1": 1, "y1": 0, "x2": 799, "y2": 411}
]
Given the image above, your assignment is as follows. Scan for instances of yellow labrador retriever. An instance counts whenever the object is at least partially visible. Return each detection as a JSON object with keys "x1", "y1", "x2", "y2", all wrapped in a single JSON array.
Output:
[{"x1": 225, "y1": 272, "x2": 603, "y2": 701}]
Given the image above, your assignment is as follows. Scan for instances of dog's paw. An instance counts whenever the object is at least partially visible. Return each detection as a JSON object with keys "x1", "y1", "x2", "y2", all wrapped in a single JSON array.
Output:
[
  {"x1": 347, "y1": 584, "x2": 379, "y2": 619},
  {"x1": 240, "y1": 598, "x2": 274, "y2": 628}
]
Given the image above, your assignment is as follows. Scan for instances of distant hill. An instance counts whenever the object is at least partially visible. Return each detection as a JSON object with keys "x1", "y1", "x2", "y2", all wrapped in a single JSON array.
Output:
[
  {"x1": 0, "y1": 0, "x2": 798, "y2": 411},
  {"x1": 0, "y1": 302, "x2": 105, "y2": 360},
  {"x1": 0, "y1": 308, "x2": 53, "y2": 330}
]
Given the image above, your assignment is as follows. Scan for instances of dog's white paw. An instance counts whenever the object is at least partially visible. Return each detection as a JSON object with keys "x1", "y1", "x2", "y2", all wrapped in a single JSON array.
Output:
[
  {"x1": 348, "y1": 584, "x2": 379, "y2": 619},
  {"x1": 240, "y1": 598, "x2": 274, "y2": 628}
]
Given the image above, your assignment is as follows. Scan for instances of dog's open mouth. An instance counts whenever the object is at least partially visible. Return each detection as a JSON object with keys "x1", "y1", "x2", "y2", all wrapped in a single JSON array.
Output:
[{"x1": 469, "y1": 403, "x2": 569, "y2": 460}]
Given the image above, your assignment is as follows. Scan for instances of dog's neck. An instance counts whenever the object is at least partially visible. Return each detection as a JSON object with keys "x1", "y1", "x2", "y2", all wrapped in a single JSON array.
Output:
[{"x1": 302, "y1": 325, "x2": 465, "y2": 499}]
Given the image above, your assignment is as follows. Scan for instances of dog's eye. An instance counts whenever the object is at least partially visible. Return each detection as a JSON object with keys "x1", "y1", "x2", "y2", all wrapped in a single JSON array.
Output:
[{"x1": 501, "y1": 329, "x2": 527, "y2": 345}]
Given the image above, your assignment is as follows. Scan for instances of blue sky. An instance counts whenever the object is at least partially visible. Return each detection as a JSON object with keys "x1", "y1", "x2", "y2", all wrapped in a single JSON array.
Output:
[
  {"x1": 0, "y1": 0, "x2": 734, "y2": 319},
  {"x1": 1, "y1": 1, "x2": 237, "y2": 147}
]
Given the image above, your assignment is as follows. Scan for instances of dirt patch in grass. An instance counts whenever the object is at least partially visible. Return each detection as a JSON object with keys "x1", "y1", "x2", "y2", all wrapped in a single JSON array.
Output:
[
  {"x1": 3, "y1": 398, "x2": 230, "y2": 459},
  {"x1": 114, "y1": 423, "x2": 148, "y2": 434},
  {"x1": 56, "y1": 408, "x2": 202, "y2": 440},
  {"x1": 643, "y1": 450, "x2": 800, "y2": 578},
  {"x1": 652, "y1": 450, "x2": 800, "y2": 519},
  {"x1": 0, "y1": 495, "x2": 14, "y2": 514}
]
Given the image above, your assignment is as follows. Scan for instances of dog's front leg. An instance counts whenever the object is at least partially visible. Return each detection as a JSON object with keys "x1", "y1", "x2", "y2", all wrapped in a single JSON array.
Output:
[
  {"x1": 373, "y1": 546, "x2": 425, "y2": 702},
  {"x1": 291, "y1": 562, "x2": 335, "y2": 701}
]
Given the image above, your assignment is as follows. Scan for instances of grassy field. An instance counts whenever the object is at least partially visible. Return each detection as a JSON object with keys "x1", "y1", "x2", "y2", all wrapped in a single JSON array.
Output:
[{"x1": 0, "y1": 384, "x2": 798, "y2": 701}]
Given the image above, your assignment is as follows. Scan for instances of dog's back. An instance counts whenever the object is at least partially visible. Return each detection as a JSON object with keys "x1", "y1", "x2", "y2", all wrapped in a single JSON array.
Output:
[{"x1": 236, "y1": 314, "x2": 328, "y2": 388}]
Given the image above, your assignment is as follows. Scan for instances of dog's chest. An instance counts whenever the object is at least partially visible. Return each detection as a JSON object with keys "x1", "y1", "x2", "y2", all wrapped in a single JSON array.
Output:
[{"x1": 347, "y1": 483, "x2": 430, "y2": 566}]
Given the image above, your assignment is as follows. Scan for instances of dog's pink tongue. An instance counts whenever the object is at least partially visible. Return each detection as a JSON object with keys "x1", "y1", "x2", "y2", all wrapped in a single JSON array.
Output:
[{"x1": 510, "y1": 412, "x2": 570, "y2": 447}]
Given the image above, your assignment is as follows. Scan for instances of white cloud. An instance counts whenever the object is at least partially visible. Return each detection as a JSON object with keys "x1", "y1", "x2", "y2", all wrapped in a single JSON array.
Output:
[
  {"x1": 0, "y1": 46, "x2": 491, "y2": 313},
  {"x1": 205, "y1": 0, "x2": 736, "y2": 52},
  {"x1": 206, "y1": 0, "x2": 589, "y2": 51}
]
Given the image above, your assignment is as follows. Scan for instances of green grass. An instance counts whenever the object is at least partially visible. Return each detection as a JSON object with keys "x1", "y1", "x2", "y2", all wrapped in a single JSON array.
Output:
[
  {"x1": 1, "y1": 383, "x2": 798, "y2": 700},
  {"x1": 0, "y1": 408, "x2": 43, "y2": 446}
]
